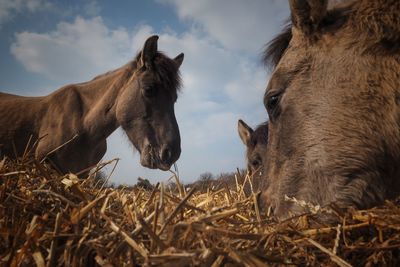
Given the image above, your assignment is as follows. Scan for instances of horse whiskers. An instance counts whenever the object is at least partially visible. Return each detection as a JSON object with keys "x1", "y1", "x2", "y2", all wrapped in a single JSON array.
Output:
[{"x1": 147, "y1": 144, "x2": 162, "y2": 166}]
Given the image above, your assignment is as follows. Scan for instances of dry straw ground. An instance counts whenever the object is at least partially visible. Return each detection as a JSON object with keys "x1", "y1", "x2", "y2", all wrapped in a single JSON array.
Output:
[{"x1": 1, "y1": 155, "x2": 400, "y2": 266}]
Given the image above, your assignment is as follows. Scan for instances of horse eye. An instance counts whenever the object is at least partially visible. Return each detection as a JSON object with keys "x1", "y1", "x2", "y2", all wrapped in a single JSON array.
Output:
[
  {"x1": 143, "y1": 87, "x2": 156, "y2": 98},
  {"x1": 251, "y1": 156, "x2": 262, "y2": 168},
  {"x1": 265, "y1": 92, "x2": 282, "y2": 119},
  {"x1": 267, "y1": 94, "x2": 279, "y2": 110}
]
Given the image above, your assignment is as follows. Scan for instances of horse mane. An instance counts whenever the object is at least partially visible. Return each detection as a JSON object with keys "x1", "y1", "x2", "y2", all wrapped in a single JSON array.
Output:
[
  {"x1": 91, "y1": 61, "x2": 136, "y2": 81},
  {"x1": 91, "y1": 51, "x2": 182, "y2": 96}
]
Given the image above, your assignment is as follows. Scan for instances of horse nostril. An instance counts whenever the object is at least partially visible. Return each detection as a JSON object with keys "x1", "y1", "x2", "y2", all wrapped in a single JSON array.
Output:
[{"x1": 160, "y1": 147, "x2": 172, "y2": 163}]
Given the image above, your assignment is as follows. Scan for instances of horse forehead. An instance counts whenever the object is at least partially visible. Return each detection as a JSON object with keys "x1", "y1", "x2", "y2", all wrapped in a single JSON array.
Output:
[{"x1": 275, "y1": 35, "x2": 312, "y2": 69}]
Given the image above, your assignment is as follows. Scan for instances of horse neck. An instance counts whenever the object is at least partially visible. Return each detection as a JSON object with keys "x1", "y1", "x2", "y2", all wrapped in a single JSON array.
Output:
[{"x1": 78, "y1": 64, "x2": 134, "y2": 140}]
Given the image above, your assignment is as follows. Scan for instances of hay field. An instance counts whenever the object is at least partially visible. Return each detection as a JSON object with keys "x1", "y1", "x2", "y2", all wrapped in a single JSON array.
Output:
[{"x1": 1, "y1": 156, "x2": 400, "y2": 266}]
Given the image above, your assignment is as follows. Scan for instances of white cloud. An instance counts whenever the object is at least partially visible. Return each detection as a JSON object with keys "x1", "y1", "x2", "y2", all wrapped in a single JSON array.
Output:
[
  {"x1": 0, "y1": 0, "x2": 52, "y2": 26},
  {"x1": 9, "y1": 14, "x2": 272, "y2": 183},
  {"x1": 158, "y1": 0, "x2": 289, "y2": 53},
  {"x1": 11, "y1": 16, "x2": 133, "y2": 83}
]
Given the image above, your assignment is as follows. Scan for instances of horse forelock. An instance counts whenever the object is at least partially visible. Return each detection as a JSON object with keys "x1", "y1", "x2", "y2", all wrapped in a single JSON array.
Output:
[
  {"x1": 262, "y1": 6, "x2": 351, "y2": 70},
  {"x1": 263, "y1": 23, "x2": 292, "y2": 70},
  {"x1": 133, "y1": 51, "x2": 182, "y2": 95},
  {"x1": 262, "y1": 0, "x2": 400, "y2": 70}
]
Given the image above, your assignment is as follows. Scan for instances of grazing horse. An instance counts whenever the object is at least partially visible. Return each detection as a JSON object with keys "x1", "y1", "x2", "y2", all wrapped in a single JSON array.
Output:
[
  {"x1": 262, "y1": 0, "x2": 400, "y2": 219},
  {"x1": 0, "y1": 35, "x2": 184, "y2": 174},
  {"x1": 237, "y1": 119, "x2": 268, "y2": 177}
]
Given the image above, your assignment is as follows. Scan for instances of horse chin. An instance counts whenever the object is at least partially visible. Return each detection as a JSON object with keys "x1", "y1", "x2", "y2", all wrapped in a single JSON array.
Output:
[
  {"x1": 158, "y1": 163, "x2": 171, "y2": 171},
  {"x1": 140, "y1": 153, "x2": 157, "y2": 169},
  {"x1": 139, "y1": 149, "x2": 171, "y2": 171},
  {"x1": 140, "y1": 157, "x2": 171, "y2": 171}
]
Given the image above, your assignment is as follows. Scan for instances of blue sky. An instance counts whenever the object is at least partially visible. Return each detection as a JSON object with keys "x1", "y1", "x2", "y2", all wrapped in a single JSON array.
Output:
[{"x1": 0, "y1": 0, "x2": 289, "y2": 184}]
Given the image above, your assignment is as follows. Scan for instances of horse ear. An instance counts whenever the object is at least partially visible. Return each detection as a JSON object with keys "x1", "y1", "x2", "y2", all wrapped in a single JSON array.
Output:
[
  {"x1": 289, "y1": 0, "x2": 328, "y2": 35},
  {"x1": 140, "y1": 35, "x2": 159, "y2": 68},
  {"x1": 238, "y1": 119, "x2": 254, "y2": 147},
  {"x1": 174, "y1": 53, "x2": 184, "y2": 68}
]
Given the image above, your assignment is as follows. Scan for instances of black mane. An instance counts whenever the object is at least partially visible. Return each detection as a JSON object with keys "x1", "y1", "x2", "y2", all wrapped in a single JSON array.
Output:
[{"x1": 262, "y1": 24, "x2": 292, "y2": 70}]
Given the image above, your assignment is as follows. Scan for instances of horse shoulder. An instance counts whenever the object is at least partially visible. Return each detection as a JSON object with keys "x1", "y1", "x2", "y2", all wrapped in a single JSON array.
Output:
[
  {"x1": 36, "y1": 86, "x2": 85, "y2": 157},
  {"x1": 0, "y1": 92, "x2": 45, "y2": 156},
  {"x1": 45, "y1": 85, "x2": 85, "y2": 129}
]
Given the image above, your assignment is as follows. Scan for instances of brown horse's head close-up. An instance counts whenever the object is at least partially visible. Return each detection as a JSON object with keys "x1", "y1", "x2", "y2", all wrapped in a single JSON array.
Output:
[
  {"x1": 116, "y1": 36, "x2": 184, "y2": 171},
  {"x1": 262, "y1": 0, "x2": 400, "y2": 219},
  {"x1": 238, "y1": 119, "x2": 269, "y2": 177}
]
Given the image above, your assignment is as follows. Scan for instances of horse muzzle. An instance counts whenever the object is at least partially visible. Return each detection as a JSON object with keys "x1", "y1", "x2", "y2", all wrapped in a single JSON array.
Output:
[{"x1": 140, "y1": 144, "x2": 180, "y2": 171}]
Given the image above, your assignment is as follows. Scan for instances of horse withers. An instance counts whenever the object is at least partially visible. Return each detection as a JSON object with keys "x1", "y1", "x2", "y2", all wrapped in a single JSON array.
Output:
[
  {"x1": 262, "y1": 0, "x2": 400, "y2": 219},
  {"x1": 0, "y1": 35, "x2": 184, "y2": 174}
]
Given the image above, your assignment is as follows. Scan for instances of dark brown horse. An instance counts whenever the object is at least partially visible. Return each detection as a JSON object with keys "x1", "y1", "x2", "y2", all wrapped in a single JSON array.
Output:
[
  {"x1": 0, "y1": 35, "x2": 184, "y2": 174},
  {"x1": 238, "y1": 119, "x2": 268, "y2": 177},
  {"x1": 262, "y1": 0, "x2": 400, "y2": 219}
]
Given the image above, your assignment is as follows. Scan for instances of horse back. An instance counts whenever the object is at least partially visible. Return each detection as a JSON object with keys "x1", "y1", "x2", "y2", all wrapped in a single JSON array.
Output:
[
  {"x1": 0, "y1": 92, "x2": 46, "y2": 156},
  {"x1": 0, "y1": 88, "x2": 85, "y2": 158}
]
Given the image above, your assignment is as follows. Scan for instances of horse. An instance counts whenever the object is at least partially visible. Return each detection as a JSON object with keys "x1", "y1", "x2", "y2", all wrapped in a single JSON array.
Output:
[
  {"x1": 0, "y1": 35, "x2": 184, "y2": 174},
  {"x1": 237, "y1": 119, "x2": 268, "y2": 177},
  {"x1": 261, "y1": 0, "x2": 400, "y2": 219}
]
